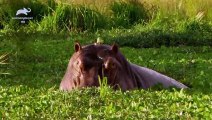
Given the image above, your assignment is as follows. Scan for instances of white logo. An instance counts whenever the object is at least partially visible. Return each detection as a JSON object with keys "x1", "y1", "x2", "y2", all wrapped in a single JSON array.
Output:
[
  {"x1": 16, "y1": 8, "x2": 31, "y2": 16},
  {"x1": 12, "y1": 7, "x2": 33, "y2": 24}
]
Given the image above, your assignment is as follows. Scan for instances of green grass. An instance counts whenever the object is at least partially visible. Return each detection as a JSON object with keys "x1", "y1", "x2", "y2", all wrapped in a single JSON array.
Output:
[
  {"x1": 0, "y1": 34, "x2": 211, "y2": 119},
  {"x1": 0, "y1": 0, "x2": 211, "y2": 119}
]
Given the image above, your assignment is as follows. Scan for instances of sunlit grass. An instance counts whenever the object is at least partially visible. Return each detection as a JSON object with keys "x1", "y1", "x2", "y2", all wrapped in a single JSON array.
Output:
[
  {"x1": 0, "y1": 53, "x2": 10, "y2": 75},
  {"x1": 61, "y1": 0, "x2": 212, "y2": 20},
  {"x1": 144, "y1": 0, "x2": 212, "y2": 20},
  {"x1": 98, "y1": 76, "x2": 113, "y2": 98}
]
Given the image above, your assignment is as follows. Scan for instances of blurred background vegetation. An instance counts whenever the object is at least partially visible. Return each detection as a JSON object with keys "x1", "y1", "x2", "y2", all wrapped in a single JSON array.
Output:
[{"x1": 0, "y1": 0, "x2": 212, "y2": 47}]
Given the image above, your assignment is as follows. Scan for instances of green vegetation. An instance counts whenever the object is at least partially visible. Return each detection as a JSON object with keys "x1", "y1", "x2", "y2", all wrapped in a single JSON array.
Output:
[
  {"x1": 1, "y1": 0, "x2": 212, "y2": 46},
  {"x1": 0, "y1": 0, "x2": 212, "y2": 119}
]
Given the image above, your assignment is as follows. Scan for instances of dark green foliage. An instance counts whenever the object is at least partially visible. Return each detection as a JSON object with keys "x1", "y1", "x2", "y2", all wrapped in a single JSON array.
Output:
[{"x1": 101, "y1": 18, "x2": 212, "y2": 48}]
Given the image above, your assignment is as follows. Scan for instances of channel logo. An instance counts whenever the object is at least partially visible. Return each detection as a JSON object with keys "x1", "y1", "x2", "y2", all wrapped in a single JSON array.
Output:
[
  {"x1": 16, "y1": 8, "x2": 31, "y2": 16},
  {"x1": 12, "y1": 7, "x2": 33, "y2": 24}
]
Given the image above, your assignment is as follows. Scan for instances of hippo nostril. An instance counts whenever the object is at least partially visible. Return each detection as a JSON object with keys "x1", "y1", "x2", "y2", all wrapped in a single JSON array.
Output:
[
  {"x1": 73, "y1": 77, "x2": 81, "y2": 87},
  {"x1": 73, "y1": 79, "x2": 77, "y2": 87},
  {"x1": 77, "y1": 77, "x2": 81, "y2": 86}
]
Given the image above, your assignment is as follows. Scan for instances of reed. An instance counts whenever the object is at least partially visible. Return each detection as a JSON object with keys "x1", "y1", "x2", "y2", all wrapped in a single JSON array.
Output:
[
  {"x1": 61, "y1": 0, "x2": 212, "y2": 20},
  {"x1": 0, "y1": 53, "x2": 10, "y2": 75},
  {"x1": 38, "y1": 3, "x2": 107, "y2": 32}
]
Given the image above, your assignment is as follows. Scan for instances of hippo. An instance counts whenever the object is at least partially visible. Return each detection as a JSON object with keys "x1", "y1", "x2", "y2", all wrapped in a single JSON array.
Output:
[
  {"x1": 98, "y1": 44, "x2": 188, "y2": 90},
  {"x1": 60, "y1": 43, "x2": 188, "y2": 91}
]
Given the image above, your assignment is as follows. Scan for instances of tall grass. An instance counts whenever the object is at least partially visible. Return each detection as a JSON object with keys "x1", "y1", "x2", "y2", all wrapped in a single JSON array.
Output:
[
  {"x1": 64, "y1": 0, "x2": 212, "y2": 20},
  {"x1": 38, "y1": 3, "x2": 107, "y2": 32},
  {"x1": 0, "y1": 0, "x2": 212, "y2": 33},
  {"x1": 98, "y1": 76, "x2": 112, "y2": 98},
  {"x1": 0, "y1": 0, "x2": 153, "y2": 32},
  {"x1": 110, "y1": 0, "x2": 151, "y2": 28},
  {"x1": 143, "y1": 0, "x2": 212, "y2": 20}
]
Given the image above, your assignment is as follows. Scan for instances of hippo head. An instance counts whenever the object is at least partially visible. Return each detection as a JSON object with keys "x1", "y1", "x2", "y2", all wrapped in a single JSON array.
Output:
[
  {"x1": 97, "y1": 44, "x2": 122, "y2": 86},
  {"x1": 97, "y1": 44, "x2": 136, "y2": 90},
  {"x1": 60, "y1": 43, "x2": 130, "y2": 91},
  {"x1": 60, "y1": 43, "x2": 104, "y2": 91}
]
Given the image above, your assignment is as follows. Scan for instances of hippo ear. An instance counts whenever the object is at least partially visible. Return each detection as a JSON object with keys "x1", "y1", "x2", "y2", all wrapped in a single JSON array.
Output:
[
  {"x1": 74, "y1": 42, "x2": 82, "y2": 52},
  {"x1": 111, "y1": 43, "x2": 119, "y2": 54}
]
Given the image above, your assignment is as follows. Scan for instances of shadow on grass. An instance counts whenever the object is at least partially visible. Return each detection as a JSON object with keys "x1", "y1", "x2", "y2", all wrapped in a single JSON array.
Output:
[{"x1": 104, "y1": 29, "x2": 212, "y2": 48}]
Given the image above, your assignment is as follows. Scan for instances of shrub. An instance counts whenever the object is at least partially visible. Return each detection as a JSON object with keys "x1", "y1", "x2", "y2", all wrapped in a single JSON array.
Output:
[{"x1": 100, "y1": 18, "x2": 212, "y2": 48}]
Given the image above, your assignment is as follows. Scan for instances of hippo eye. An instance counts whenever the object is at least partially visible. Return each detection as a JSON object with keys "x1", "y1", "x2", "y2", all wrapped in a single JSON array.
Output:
[
  {"x1": 88, "y1": 54, "x2": 102, "y2": 62},
  {"x1": 91, "y1": 55, "x2": 99, "y2": 60},
  {"x1": 97, "y1": 49, "x2": 110, "y2": 59},
  {"x1": 75, "y1": 60, "x2": 81, "y2": 66},
  {"x1": 103, "y1": 49, "x2": 110, "y2": 54}
]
